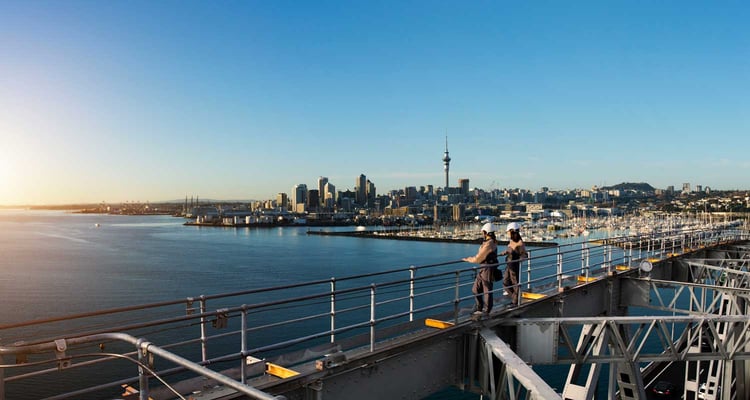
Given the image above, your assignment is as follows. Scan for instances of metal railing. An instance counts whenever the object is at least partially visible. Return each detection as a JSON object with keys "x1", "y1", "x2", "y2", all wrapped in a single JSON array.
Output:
[{"x1": 0, "y1": 224, "x2": 746, "y2": 399}]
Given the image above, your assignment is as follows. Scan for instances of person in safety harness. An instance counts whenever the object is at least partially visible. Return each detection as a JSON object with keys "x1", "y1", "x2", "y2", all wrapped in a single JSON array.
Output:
[
  {"x1": 500, "y1": 222, "x2": 527, "y2": 306},
  {"x1": 462, "y1": 223, "x2": 499, "y2": 316}
]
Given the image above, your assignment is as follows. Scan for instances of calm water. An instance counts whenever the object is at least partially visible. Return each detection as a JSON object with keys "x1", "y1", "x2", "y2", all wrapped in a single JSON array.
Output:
[{"x1": 0, "y1": 210, "x2": 487, "y2": 399}]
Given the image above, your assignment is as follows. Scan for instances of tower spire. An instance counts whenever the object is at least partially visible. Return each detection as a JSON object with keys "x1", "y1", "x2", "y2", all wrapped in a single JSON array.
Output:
[{"x1": 442, "y1": 134, "x2": 451, "y2": 190}]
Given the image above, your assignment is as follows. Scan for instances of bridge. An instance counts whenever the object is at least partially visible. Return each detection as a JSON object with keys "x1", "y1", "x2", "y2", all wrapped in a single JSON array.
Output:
[{"x1": 1, "y1": 222, "x2": 748, "y2": 400}]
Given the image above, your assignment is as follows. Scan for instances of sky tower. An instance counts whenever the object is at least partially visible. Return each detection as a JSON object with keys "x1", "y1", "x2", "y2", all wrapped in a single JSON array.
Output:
[{"x1": 442, "y1": 135, "x2": 451, "y2": 190}]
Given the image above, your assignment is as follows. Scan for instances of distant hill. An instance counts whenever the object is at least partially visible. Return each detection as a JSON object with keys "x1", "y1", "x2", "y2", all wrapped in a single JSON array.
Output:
[{"x1": 601, "y1": 182, "x2": 656, "y2": 192}]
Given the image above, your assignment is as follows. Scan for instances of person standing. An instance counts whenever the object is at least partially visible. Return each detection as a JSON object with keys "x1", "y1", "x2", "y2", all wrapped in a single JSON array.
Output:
[
  {"x1": 462, "y1": 223, "x2": 499, "y2": 316},
  {"x1": 500, "y1": 222, "x2": 527, "y2": 306}
]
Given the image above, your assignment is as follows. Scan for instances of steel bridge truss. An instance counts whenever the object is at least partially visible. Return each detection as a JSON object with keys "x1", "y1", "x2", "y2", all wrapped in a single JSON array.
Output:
[{"x1": 490, "y1": 247, "x2": 750, "y2": 400}]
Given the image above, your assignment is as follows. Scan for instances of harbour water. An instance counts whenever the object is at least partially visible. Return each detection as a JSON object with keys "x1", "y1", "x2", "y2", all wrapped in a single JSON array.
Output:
[{"x1": 0, "y1": 210, "x2": 489, "y2": 399}]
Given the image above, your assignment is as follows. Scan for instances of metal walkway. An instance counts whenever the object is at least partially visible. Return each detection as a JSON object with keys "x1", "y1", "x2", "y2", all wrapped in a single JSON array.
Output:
[{"x1": 1, "y1": 222, "x2": 748, "y2": 400}]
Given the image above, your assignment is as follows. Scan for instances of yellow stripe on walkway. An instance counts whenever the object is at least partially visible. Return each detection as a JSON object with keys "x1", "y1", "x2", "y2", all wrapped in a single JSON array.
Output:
[
  {"x1": 425, "y1": 319, "x2": 455, "y2": 329},
  {"x1": 266, "y1": 362, "x2": 299, "y2": 379}
]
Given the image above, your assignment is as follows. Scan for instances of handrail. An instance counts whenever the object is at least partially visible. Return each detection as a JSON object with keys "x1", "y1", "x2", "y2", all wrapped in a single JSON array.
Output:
[{"x1": 0, "y1": 224, "x2": 745, "y2": 399}]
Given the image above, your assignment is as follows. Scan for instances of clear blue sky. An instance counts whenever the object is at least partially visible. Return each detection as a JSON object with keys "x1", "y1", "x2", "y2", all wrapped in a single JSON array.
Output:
[{"x1": 1, "y1": 1, "x2": 748, "y2": 205}]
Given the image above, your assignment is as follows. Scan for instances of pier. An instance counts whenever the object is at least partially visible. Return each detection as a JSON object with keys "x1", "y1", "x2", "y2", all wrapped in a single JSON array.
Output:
[{"x1": 1, "y1": 223, "x2": 748, "y2": 399}]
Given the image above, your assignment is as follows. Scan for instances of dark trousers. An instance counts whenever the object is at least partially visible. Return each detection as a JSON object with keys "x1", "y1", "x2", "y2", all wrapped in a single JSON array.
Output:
[
  {"x1": 472, "y1": 270, "x2": 494, "y2": 313},
  {"x1": 503, "y1": 264, "x2": 520, "y2": 305}
]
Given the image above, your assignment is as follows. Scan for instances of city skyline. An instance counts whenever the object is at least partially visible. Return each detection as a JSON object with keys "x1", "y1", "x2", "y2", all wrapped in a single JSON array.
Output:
[{"x1": 1, "y1": 2, "x2": 748, "y2": 205}]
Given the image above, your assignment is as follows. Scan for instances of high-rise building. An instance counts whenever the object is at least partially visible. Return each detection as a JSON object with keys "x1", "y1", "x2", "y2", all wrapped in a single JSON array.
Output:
[
  {"x1": 356, "y1": 174, "x2": 367, "y2": 205},
  {"x1": 307, "y1": 190, "x2": 319, "y2": 212},
  {"x1": 367, "y1": 179, "x2": 376, "y2": 205},
  {"x1": 682, "y1": 183, "x2": 691, "y2": 194},
  {"x1": 317, "y1": 177, "x2": 328, "y2": 207},
  {"x1": 324, "y1": 182, "x2": 336, "y2": 210},
  {"x1": 276, "y1": 193, "x2": 288, "y2": 211},
  {"x1": 459, "y1": 178, "x2": 470, "y2": 197},
  {"x1": 404, "y1": 186, "x2": 417, "y2": 203},
  {"x1": 292, "y1": 184, "x2": 307, "y2": 213}
]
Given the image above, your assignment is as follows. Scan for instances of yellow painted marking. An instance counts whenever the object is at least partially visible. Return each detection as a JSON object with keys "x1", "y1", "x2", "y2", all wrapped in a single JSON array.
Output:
[
  {"x1": 425, "y1": 318, "x2": 455, "y2": 329},
  {"x1": 615, "y1": 265, "x2": 630, "y2": 271},
  {"x1": 668, "y1": 253, "x2": 681, "y2": 257},
  {"x1": 647, "y1": 258, "x2": 661, "y2": 263},
  {"x1": 121, "y1": 384, "x2": 153, "y2": 400},
  {"x1": 577, "y1": 275, "x2": 598, "y2": 282},
  {"x1": 266, "y1": 362, "x2": 299, "y2": 379},
  {"x1": 521, "y1": 292, "x2": 547, "y2": 300}
]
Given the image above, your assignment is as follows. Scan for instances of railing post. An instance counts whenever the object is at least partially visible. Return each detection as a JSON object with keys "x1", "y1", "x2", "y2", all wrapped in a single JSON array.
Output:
[
  {"x1": 409, "y1": 266, "x2": 416, "y2": 322},
  {"x1": 582, "y1": 241, "x2": 590, "y2": 279},
  {"x1": 136, "y1": 339, "x2": 150, "y2": 400},
  {"x1": 581, "y1": 241, "x2": 586, "y2": 275},
  {"x1": 330, "y1": 277, "x2": 336, "y2": 343},
  {"x1": 604, "y1": 244, "x2": 610, "y2": 272},
  {"x1": 369, "y1": 284, "x2": 376, "y2": 352},
  {"x1": 454, "y1": 270, "x2": 461, "y2": 324},
  {"x1": 240, "y1": 306, "x2": 247, "y2": 384},
  {"x1": 626, "y1": 242, "x2": 632, "y2": 268},
  {"x1": 525, "y1": 251, "x2": 532, "y2": 290},
  {"x1": 199, "y1": 296, "x2": 208, "y2": 363},
  {"x1": 556, "y1": 246, "x2": 563, "y2": 291},
  {"x1": 638, "y1": 236, "x2": 643, "y2": 260}
]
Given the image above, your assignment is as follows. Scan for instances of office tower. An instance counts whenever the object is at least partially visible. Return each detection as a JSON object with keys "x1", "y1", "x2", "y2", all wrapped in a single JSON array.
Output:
[
  {"x1": 307, "y1": 190, "x2": 319, "y2": 212},
  {"x1": 317, "y1": 177, "x2": 328, "y2": 207},
  {"x1": 292, "y1": 184, "x2": 307, "y2": 213},
  {"x1": 459, "y1": 178, "x2": 469, "y2": 197},
  {"x1": 276, "y1": 193, "x2": 288, "y2": 211},
  {"x1": 367, "y1": 180, "x2": 376, "y2": 206},
  {"x1": 323, "y1": 182, "x2": 336, "y2": 210},
  {"x1": 356, "y1": 174, "x2": 367, "y2": 205}
]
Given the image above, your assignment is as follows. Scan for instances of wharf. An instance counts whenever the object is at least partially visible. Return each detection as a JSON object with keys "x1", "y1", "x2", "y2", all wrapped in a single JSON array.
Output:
[{"x1": 306, "y1": 229, "x2": 559, "y2": 247}]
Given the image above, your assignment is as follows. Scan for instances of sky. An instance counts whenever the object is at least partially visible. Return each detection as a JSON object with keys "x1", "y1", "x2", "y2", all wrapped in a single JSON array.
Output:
[{"x1": 0, "y1": 1, "x2": 748, "y2": 205}]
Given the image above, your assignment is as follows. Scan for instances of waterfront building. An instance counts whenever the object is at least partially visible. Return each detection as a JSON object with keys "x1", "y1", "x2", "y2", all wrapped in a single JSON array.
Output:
[
  {"x1": 339, "y1": 197, "x2": 353, "y2": 212},
  {"x1": 276, "y1": 193, "x2": 288, "y2": 212},
  {"x1": 434, "y1": 204, "x2": 452, "y2": 222},
  {"x1": 452, "y1": 203, "x2": 465, "y2": 222},
  {"x1": 292, "y1": 184, "x2": 307, "y2": 214}
]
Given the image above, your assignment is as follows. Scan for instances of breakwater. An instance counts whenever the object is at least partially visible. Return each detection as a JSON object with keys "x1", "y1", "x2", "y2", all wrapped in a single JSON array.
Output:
[{"x1": 306, "y1": 229, "x2": 559, "y2": 247}]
